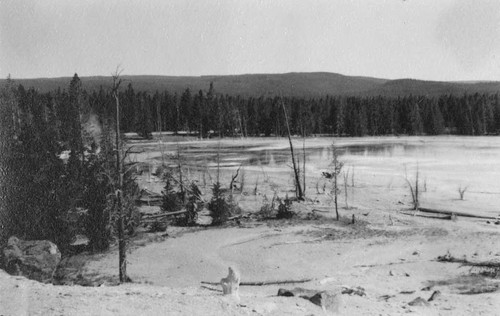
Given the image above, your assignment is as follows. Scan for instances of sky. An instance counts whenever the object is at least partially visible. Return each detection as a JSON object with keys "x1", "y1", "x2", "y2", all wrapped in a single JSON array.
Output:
[{"x1": 1, "y1": 0, "x2": 499, "y2": 81}]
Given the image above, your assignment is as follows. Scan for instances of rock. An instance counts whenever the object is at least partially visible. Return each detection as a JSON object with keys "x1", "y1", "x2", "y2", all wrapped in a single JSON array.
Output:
[
  {"x1": 427, "y1": 290, "x2": 441, "y2": 302},
  {"x1": 309, "y1": 290, "x2": 342, "y2": 314},
  {"x1": 341, "y1": 286, "x2": 366, "y2": 296},
  {"x1": 379, "y1": 294, "x2": 395, "y2": 301},
  {"x1": 408, "y1": 297, "x2": 430, "y2": 307},
  {"x1": 278, "y1": 287, "x2": 342, "y2": 314},
  {"x1": 399, "y1": 290, "x2": 415, "y2": 295},
  {"x1": 277, "y1": 287, "x2": 319, "y2": 298},
  {"x1": 220, "y1": 267, "x2": 240, "y2": 299},
  {"x1": 2, "y1": 237, "x2": 23, "y2": 275},
  {"x1": 2, "y1": 236, "x2": 61, "y2": 283}
]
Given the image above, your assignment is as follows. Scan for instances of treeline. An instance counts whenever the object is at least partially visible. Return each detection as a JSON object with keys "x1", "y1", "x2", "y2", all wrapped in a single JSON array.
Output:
[
  {"x1": 7, "y1": 76, "x2": 498, "y2": 140},
  {"x1": 103, "y1": 82, "x2": 500, "y2": 137},
  {"x1": 0, "y1": 74, "x2": 138, "y2": 253}
]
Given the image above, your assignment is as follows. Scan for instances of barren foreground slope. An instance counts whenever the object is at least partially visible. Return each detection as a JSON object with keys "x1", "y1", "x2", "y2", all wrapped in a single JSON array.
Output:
[{"x1": 2, "y1": 201, "x2": 500, "y2": 315}]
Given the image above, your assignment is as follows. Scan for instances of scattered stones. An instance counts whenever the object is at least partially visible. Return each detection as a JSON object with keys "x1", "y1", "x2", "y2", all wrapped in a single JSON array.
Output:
[
  {"x1": 400, "y1": 290, "x2": 415, "y2": 295},
  {"x1": 408, "y1": 297, "x2": 430, "y2": 307},
  {"x1": 2, "y1": 236, "x2": 61, "y2": 283},
  {"x1": 309, "y1": 291, "x2": 342, "y2": 314},
  {"x1": 341, "y1": 286, "x2": 366, "y2": 296},
  {"x1": 460, "y1": 284, "x2": 499, "y2": 295},
  {"x1": 379, "y1": 294, "x2": 395, "y2": 301},
  {"x1": 428, "y1": 290, "x2": 441, "y2": 302},
  {"x1": 278, "y1": 287, "x2": 343, "y2": 313},
  {"x1": 277, "y1": 287, "x2": 318, "y2": 298}
]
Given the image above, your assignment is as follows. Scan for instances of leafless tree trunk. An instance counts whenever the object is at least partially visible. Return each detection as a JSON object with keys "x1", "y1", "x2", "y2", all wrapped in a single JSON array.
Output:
[
  {"x1": 281, "y1": 99, "x2": 303, "y2": 201},
  {"x1": 343, "y1": 169, "x2": 349, "y2": 209},
  {"x1": 323, "y1": 143, "x2": 344, "y2": 221},
  {"x1": 112, "y1": 68, "x2": 129, "y2": 283},
  {"x1": 404, "y1": 163, "x2": 420, "y2": 211},
  {"x1": 177, "y1": 142, "x2": 185, "y2": 204},
  {"x1": 302, "y1": 128, "x2": 306, "y2": 196},
  {"x1": 229, "y1": 165, "x2": 241, "y2": 198},
  {"x1": 157, "y1": 98, "x2": 165, "y2": 166},
  {"x1": 332, "y1": 146, "x2": 343, "y2": 220}
]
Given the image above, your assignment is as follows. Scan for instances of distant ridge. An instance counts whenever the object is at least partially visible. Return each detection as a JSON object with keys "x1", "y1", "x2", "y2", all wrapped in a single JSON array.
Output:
[{"x1": 2, "y1": 72, "x2": 499, "y2": 97}]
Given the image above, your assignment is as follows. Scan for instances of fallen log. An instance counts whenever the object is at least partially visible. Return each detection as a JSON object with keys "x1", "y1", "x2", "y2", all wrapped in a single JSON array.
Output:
[
  {"x1": 201, "y1": 278, "x2": 312, "y2": 286},
  {"x1": 311, "y1": 209, "x2": 329, "y2": 213},
  {"x1": 399, "y1": 211, "x2": 452, "y2": 220},
  {"x1": 436, "y1": 253, "x2": 500, "y2": 268},
  {"x1": 136, "y1": 198, "x2": 163, "y2": 206},
  {"x1": 142, "y1": 210, "x2": 188, "y2": 220},
  {"x1": 227, "y1": 214, "x2": 250, "y2": 220},
  {"x1": 418, "y1": 207, "x2": 496, "y2": 220},
  {"x1": 201, "y1": 285, "x2": 222, "y2": 292}
]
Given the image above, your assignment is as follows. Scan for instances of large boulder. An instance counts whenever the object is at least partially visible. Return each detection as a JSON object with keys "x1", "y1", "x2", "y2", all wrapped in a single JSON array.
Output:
[{"x1": 2, "y1": 236, "x2": 61, "y2": 283}]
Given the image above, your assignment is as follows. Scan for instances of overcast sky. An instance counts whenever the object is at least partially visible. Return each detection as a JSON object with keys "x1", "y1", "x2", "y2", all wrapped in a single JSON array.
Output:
[{"x1": 1, "y1": 0, "x2": 499, "y2": 81}]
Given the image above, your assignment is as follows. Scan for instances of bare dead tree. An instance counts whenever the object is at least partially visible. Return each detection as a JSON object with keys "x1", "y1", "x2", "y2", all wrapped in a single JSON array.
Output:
[
  {"x1": 351, "y1": 166, "x2": 355, "y2": 187},
  {"x1": 111, "y1": 67, "x2": 129, "y2": 283},
  {"x1": 331, "y1": 144, "x2": 344, "y2": 220},
  {"x1": 281, "y1": 98, "x2": 304, "y2": 201},
  {"x1": 343, "y1": 168, "x2": 349, "y2": 209},
  {"x1": 229, "y1": 165, "x2": 241, "y2": 198},
  {"x1": 404, "y1": 163, "x2": 420, "y2": 211},
  {"x1": 323, "y1": 143, "x2": 344, "y2": 220},
  {"x1": 239, "y1": 167, "x2": 246, "y2": 194},
  {"x1": 177, "y1": 141, "x2": 185, "y2": 204},
  {"x1": 302, "y1": 129, "x2": 306, "y2": 196},
  {"x1": 157, "y1": 98, "x2": 165, "y2": 166},
  {"x1": 458, "y1": 185, "x2": 468, "y2": 200}
]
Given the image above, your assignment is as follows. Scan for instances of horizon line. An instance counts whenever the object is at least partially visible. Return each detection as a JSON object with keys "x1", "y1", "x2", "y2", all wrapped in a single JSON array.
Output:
[{"x1": 1, "y1": 71, "x2": 498, "y2": 84}]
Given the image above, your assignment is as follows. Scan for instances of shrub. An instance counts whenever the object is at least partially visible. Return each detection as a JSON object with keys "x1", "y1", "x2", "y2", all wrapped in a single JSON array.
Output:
[
  {"x1": 276, "y1": 195, "x2": 294, "y2": 219},
  {"x1": 208, "y1": 182, "x2": 232, "y2": 226},
  {"x1": 149, "y1": 220, "x2": 167, "y2": 233},
  {"x1": 161, "y1": 174, "x2": 182, "y2": 214},
  {"x1": 259, "y1": 194, "x2": 275, "y2": 218},
  {"x1": 176, "y1": 182, "x2": 202, "y2": 226}
]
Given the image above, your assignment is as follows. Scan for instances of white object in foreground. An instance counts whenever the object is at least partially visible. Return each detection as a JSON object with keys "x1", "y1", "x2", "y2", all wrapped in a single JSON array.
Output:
[{"x1": 220, "y1": 267, "x2": 240, "y2": 299}]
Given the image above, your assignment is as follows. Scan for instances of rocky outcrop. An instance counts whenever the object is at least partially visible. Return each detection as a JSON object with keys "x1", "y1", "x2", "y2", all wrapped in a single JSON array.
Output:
[
  {"x1": 278, "y1": 287, "x2": 343, "y2": 314},
  {"x1": 2, "y1": 236, "x2": 61, "y2": 283}
]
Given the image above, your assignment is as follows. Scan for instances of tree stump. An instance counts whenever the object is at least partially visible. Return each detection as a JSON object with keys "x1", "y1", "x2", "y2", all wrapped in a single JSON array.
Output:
[{"x1": 220, "y1": 267, "x2": 240, "y2": 299}]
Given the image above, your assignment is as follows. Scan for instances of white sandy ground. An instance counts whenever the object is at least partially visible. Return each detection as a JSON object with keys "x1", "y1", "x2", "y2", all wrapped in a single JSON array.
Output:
[{"x1": 2, "y1": 136, "x2": 500, "y2": 315}]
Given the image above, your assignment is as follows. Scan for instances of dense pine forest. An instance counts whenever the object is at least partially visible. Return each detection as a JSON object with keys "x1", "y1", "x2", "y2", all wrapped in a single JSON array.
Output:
[{"x1": 1, "y1": 73, "x2": 500, "y2": 253}]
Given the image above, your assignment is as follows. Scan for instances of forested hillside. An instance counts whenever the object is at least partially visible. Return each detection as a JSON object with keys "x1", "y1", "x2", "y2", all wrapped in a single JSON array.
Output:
[
  {"x1": 1, "y1": 72, "x2": 499, "y2": 98},
  {"x1": 2, "y1": 74, "x2": 500, "y2": 139}
]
